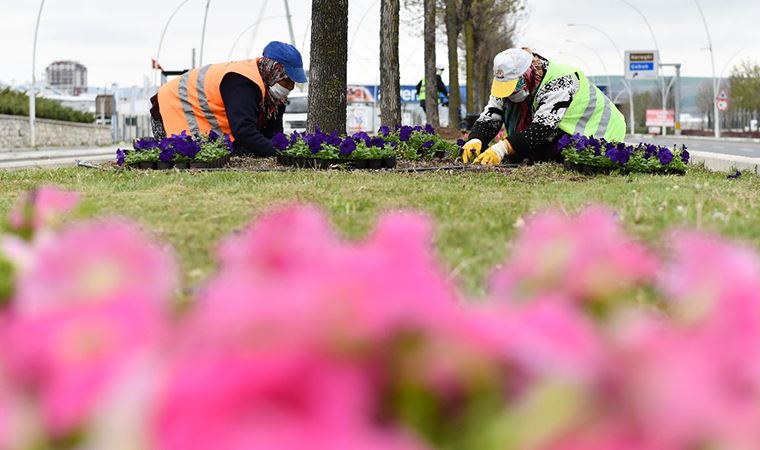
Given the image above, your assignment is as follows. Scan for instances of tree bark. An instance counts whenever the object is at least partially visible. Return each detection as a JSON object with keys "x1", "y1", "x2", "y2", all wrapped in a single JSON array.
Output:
[
  {"x1": 423, "y1": 0, "x2": 439, "y2": 127},
  {"x1": 463, "y1": 10, "x2": 474, "y2": 114},
  {"x1": 307, "y1": 0, "x2": 348, "y2": 134},
  {"x1": 379, "y1": 0, "x2": 401, "y2": 127},
  {"x1": 445, "y1": 0, "x2": 460, "y2": 129}
]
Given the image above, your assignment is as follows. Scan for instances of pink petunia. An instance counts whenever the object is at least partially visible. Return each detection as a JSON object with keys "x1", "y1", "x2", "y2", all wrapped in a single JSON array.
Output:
[
  {"x1": 12, "y1": 219, "x2": 176, "y2": 315},
  {"x1": 490, "y1": 207, "x2": 658, "y2": 307},
  {"x1": 8, "y1": 186, "x2": 80, "y2": 231}
]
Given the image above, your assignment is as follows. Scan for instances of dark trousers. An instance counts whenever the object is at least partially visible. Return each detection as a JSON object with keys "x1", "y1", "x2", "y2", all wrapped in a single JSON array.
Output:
[{"x1": 507, "y1": 137, "x2": 563, "y2": 164}]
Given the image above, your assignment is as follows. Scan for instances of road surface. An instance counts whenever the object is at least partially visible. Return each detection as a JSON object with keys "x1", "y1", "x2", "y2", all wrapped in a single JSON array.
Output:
[{"x1": 640, "y1": 135, "x2": 760, "y2": 159}]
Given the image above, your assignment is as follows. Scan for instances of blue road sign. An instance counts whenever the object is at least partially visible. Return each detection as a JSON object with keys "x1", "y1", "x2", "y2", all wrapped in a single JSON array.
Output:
[{"x1": 630, "y1": 62, "x2": 654, "y2": 71}]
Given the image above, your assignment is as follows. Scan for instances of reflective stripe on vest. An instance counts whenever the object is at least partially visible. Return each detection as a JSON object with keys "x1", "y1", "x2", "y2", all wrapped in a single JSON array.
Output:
[
  {"x1": 534, "y1": 61, "x2": 626, "y2": 142},
  {"x1": 157, "y1": 59, "x2": 267, "y2": 141},
  {"x1": 418, "y1": 78, "x2": 426, "y2": 101}
]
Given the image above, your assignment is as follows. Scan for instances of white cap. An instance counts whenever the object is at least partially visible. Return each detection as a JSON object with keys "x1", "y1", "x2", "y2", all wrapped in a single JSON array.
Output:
[{"x1": 491, "y1": 48, "x2": 532, "y2": 97}]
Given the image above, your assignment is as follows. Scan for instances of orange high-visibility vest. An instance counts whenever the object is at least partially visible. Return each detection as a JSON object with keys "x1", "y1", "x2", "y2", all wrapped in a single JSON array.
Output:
[{"x1": 157, "y1": 59, "x2": 267, "y2": 140}]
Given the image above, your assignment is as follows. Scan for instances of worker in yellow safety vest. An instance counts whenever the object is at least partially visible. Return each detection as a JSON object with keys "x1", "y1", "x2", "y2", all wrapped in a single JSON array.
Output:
[
  {"x1": 461, "y1": 47, "x2": 626, "y2": 165},
  {"x1": 416, "y1": 63, "x2": 449, "y2": 113},
  {"x1": 149, "y1": 41, "x2": 307, "y2": 156}
]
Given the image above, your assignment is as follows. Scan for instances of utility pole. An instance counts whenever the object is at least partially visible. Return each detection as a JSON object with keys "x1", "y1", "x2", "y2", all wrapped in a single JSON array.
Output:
[
  {"x1": 199, "y1": 0, "x2": 211, "y2": 66},
  {"x1": 283, "y1": 0, "x2": 297, "y2": 47},
  {"x1": 30, "y1": 0, "x2": 46, "y2": 148}
]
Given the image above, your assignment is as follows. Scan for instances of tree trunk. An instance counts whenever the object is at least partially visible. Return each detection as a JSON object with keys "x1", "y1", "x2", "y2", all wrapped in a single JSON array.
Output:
[
  {"x1": 463, "y1": 14, "x2": 474, "y2": 114},
  {"x1": 307, "y1": 0, "x2": 348, "y2": 134},
  {"x1": 445, "y1": 0, "x2": 460, "y2": 129},
  {"x1": 423, "y1": 0, "x2": 439, "y2": 127},
  {"x1": 379, "y1": 0, "x2": 401, "y2": 127}
]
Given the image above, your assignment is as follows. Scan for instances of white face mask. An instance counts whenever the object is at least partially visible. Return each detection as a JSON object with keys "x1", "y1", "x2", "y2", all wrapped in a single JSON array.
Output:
[
  {"x1": 269, "y1": 83, "x2": 292, "y2": 101},
  {"x1": 508, "y1": 89, "x2": 529, "y2": 103}
]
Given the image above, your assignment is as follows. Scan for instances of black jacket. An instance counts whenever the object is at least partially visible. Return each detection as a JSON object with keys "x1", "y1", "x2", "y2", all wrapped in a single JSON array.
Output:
[
  {"x1": 219, "y1": 73, "x2": 285, "y2": 156},
  {"x1": 415, "y1": 75, "x2": 449, "y2": 99}
]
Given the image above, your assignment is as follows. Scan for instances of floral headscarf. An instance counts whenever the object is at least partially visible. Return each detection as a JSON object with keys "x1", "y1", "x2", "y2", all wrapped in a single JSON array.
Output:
[
  {"x1": 257, "y1": 57, "x2": 289, "y2": 119},
  {"x1": 514, "y1": 48, "x2": 547, "y2": 133}
]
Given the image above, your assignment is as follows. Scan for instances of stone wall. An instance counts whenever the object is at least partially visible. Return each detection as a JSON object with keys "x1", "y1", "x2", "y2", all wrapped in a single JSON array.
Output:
[{"x1": 0, "y1": 114, "x2": 112, "y2": 149}]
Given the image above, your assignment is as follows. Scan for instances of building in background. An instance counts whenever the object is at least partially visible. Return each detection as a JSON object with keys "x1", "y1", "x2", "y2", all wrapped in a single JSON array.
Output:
[{"x1": 45, "y1": 61, "x2": 88, "y2": 96}]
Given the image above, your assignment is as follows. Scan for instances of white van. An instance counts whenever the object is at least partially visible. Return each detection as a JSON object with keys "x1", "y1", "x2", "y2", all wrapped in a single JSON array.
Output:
[{"x1": 283, "y1": 92, "x2": 308, "y2": 133}]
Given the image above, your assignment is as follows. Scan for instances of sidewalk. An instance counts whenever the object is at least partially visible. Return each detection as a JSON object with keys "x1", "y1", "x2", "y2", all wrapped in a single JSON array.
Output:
[
  {"x1": 0, "y1": 145, "x2": 119, "y2": 169},
  {"x1": 630, "y1": 133, "x2": 760, "y2": 144}
]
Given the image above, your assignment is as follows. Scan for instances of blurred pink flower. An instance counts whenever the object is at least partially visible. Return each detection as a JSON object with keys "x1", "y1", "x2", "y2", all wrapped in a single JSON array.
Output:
[
  {"x1": 5, "y1": 301, "x2": 165, "y2": 437},
  {"x1": 152, "y1": 350, "x2": 427, "y2": 450},
  {"x1": 4, "y1": 219, "x2": 175, "y2": 437},
  {"x1": 189, "y1": 207, "x2": 459, "y2": 355},
  {"x1": 8, "y1": 186, "x2": 80, "y2": 231},
  {"x1": 491, "y1": 207, "x2": 658, "y2": 306},
  {"x1": 13, "y1": 219, "x2": 176, "y2": 315}
]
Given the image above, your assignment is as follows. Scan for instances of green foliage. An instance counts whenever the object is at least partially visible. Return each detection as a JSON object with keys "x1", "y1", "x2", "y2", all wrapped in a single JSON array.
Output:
[
  {"x1": 0, "y1": 88, "x2": 95, "y2": 124},
  {"x1": 729, "y1": 60, "x2": 760, "y2": 112},
  {"x1": 195, "y1": 140, "x2": 230, "y2": 162},
  {"x1": 124, "y1": 149, "x2": 159, "y2": 165}
]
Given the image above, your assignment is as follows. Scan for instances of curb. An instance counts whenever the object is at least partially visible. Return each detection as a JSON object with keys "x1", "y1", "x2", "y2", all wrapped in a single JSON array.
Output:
[
  {"x1": 629, "y1": 134, "x2": 760, "y2": 144},
  {"x1": 689, "y1": 150, "x2": 760, "y2": 174}
]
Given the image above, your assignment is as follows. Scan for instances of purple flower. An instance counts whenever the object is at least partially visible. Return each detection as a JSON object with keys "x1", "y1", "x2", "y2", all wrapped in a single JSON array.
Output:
[
  {"x1": 644, "y1": 144, "x2": 658, "y2": 159},
  {"x1": 370, "y1": 137, "x2": 386, "y2": 148},
  {"x1": 223, "y1": 134, "x2": 233, "y2": 152},
  {"x1": 413, "y1": 125, "x2": 424, "y2": 133},
  {"x1": 290, "y1": 131, "x2": 301, "y2": 146},
  {"x1": 339, "y1": 138, "x2": 356, "y2": 156},
  {"x1": 658, "y1": 147, "x2": 674, "y2": 165},
  {"x1": 305, "y1": 135, "x2": 323, "y2": 153},
  {"x1": 378, "y1": 125, "x2": 391, "y2": 136},
  {"x1": 159, "y1": 147, "x2": 175, "y2": 163},
  {"x1": 326, "y1": 132, "x2": 342, "y2": 147},
  {"x1": 116, "y1": 148, "x2": 126, "y2": 167},
  {"x1": 134, "y1": 137, "x2": 159, "y2": 151},
  {"x1": 352, "y1": 131, "x2": 371, "y2": 146},
  {"x1": 208, "y1": 130, "x2": 219, "y2": 142},
  {"x1": 390, "y1": 141, "x2": 398, "y2": 148},
  {"x1": 616, "y1": 144, "x2": 632, "y2": 165},
  {"x1": 573, "y1": 134, "x2": 589, "y2": 150},
  {"x1": 399, "y1": 126, "x2": 413, "y2": 142},
  {"x1": 605, "y1": 142, "x2": 619, "y2": 163},
  {"x1": 728, "y1": 169, "x2": 742, "y2": 179},
  {"x1": 588, "y1": 137, "x2": 601, "y2": 155},
  {"x1": 557, "y1": 134, "x2": 572, "y2": 151},
  {"x1": 272, "y1": 132, "x2": 290, "y2": 151},
  {"x1": 422, "y1": 140, "x2": 434, "y2": 150},
  {"x1": 457, "y1": 138, "x2": 465, "y2": 147},
  {"x1": 424, "y1": 123, "x2": 435, "y2": 134},
  {"x1": 681, "y1": 148, "x2": 690, "y2": 164}
]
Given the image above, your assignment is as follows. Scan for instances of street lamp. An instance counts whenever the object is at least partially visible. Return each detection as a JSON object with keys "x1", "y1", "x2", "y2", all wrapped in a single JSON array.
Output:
[
  {"x1": 30, "y1": 0, "x2": 46, "y2": 148},
  {"x1": 618, "y1": 0, "x2": 669, "y2": 135},
  {"x1": 199, "y1": 0, "x2": 211, "y2": 67},
  {"x1": 567, "y1": 23, "x2": 635, "y2": 135},
  {"x1": 155, "y1": 0, "x2": 191, "y2": 88},
  {"x1": 694, "y1": 0, "x2": 720, "y2": 138},
  {"x1": 228, "y1": 16, "x2": 286, "y2": 60},
  {"x1": 564, "y1": 39, "x2": 613, "y2": 92}
]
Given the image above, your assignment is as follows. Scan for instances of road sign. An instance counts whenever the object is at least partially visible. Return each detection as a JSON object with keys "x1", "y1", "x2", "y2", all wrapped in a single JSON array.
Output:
[
  {"x1": 718, "y1": 89, "x2": 728, "y2": 100},
  {"x1": 646, "y1": 109, "x2": 675, "y2": 127},
  {"x1": 625, "y1": 51, "x2": 659, "y2": 80},
  {"x1": 717, "y1": 100, "x2": 729, "y2": 112}
]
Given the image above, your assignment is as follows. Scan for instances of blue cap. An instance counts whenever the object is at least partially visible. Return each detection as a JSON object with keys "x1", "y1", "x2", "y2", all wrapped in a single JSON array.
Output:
[{"x1": 263, "y1": 41, "x2": 307, "y2": 83}]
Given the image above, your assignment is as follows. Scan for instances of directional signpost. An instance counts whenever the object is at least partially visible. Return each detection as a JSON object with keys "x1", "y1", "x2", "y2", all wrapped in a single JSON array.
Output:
[{"x1": 625, "y1": 50, "x2": 659, "y2": 80}]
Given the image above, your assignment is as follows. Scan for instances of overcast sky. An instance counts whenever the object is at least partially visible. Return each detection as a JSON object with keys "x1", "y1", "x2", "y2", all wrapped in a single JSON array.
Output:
[{"x1": 0, "y1": 0, "x2": 757, "y2": 88}]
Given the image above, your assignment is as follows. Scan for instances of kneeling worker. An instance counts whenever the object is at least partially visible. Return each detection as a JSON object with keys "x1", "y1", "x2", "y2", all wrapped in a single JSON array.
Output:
[
  {"x1": 462, "y1": 48, "x2": 626, "y2": 165},
  {"x1": 150, "y1": 41, "x2": 307, "y2": 156}
]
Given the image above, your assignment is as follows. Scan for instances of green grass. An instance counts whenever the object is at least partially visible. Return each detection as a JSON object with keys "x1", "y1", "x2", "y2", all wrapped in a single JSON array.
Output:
[{"x1": 1, "y1": 164, "x2": 759, "y2": 296}]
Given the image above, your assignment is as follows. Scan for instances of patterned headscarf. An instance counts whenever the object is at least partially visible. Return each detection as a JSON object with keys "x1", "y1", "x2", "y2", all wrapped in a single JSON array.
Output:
[
  {"x1": 515, "y1": 48, "x2": 547, "y2": 133},
  {"x1": 257, "y1": 57, "x2": 289, "y2": 119}
]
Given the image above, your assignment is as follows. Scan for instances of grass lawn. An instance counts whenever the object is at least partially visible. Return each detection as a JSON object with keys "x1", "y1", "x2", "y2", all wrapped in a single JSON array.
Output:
[{"x1": 0, "y1": 164, "x2": 758, "y2": 296}]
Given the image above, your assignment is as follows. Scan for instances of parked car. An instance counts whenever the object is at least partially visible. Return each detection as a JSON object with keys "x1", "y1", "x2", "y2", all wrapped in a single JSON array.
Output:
[{"x1": 283, "y1": 92, "x2": 308, "y2": 133}]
